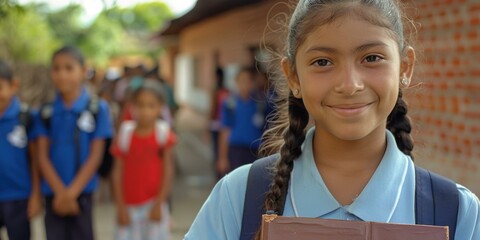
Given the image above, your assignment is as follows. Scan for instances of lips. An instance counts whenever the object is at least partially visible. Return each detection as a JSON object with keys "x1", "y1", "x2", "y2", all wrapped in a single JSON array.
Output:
[{"x1": 327, "y1": 102, "x2": 373, "y2": 117}]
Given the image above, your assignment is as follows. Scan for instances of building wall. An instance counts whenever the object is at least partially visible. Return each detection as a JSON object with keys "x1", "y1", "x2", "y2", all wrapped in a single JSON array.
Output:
[
  {"x1": 178, "y1": 0, "x2": 287, "y2": 92},
  {"x1": 405, "y1": 0, "x2": 480, "y2": 194},
  {"x1": 166, "y1": 0, "x2": 480, "y2": 194}
]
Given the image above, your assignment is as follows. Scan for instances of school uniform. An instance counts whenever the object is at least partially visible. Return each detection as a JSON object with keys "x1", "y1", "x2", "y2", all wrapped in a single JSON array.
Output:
[
  {"x1": 34, "y1": 87, "x2": 113, "y2": 240},
  {"x1": 185, "y1": 127, "x2": 480, "y2": 240},
  {"x1": 0, "y1": 97, "x2": 35, "y2": 240},
  {"x1": 220, "y1": 94, "x2": 266, "y2": 171}
]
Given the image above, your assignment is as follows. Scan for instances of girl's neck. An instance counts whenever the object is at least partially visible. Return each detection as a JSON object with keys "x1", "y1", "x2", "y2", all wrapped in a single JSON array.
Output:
[
  {"x1": 61, "y1": 88, "x2": 82, "y2": 107},
  {"x1": 135, "y1": 121, "x2": 156, "y2": 136},
  {"x1": 312, "y1": 126, "x2": 387, "y2": 174}
]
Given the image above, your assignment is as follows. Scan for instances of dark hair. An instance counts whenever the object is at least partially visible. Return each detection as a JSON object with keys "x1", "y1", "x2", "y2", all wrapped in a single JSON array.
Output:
[
  {"x1": 52, "y1": 46, "x2": 85, "y2": 67},
  {"x1": 131, "y1": 79, "x2": 166, "y2": 104},
  {"x1": 257, "y1": 0, "x2": 415, "y2": 234},
  {"x1": 0, "y1": 60, "x2": 13, "y2": 83}
]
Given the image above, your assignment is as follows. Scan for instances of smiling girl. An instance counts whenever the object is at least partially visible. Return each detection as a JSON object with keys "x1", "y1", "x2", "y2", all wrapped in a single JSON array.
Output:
[{"x1": 185, "y1": 1, "x2": 480, "y2": 240}]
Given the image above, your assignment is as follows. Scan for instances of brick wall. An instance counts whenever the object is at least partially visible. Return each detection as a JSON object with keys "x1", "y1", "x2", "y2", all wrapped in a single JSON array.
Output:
[{"x1": 405, "y1": 0, "x2": 480, "y2": 194}]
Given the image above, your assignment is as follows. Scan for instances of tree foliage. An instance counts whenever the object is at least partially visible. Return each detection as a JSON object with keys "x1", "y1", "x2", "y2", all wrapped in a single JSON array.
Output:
[
  {"x1": 0, "y1": 3, "x2": 59, "y2": 64},
  {"x1": 0, "y1": 1, "x2": 173, "y2": 66}
]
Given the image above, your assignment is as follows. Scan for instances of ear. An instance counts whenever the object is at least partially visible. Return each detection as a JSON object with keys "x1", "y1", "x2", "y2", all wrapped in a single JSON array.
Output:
[
  {"x1": 281, "y1": 57, "x2": 301, "y2": 98},
  {"x1": 400, "y1": 46, "x2": 416, "y2": 88}
]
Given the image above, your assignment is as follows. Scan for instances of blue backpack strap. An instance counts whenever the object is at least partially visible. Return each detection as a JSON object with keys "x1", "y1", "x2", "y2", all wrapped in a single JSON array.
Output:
[
  {"x1": 415, "y1": 166, "x2": 459, "y2": 240},
  {"x1": 240, "y1": 154, "x2": 278, "y2": 240}
]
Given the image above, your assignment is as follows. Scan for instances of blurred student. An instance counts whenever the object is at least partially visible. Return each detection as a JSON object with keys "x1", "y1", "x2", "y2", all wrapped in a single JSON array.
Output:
[
  {"x1": 111, "y1": 80, "x2": 176, "y2": 240},
  {"x1": 210, "y1": 66, "x2": 229, "y2": 179},
  {"x1": 0, "y1": 60, "x2": 41, "y2": 240},
  {"x1": 34, "y1": 46, "x2": 113, "y2": 240},
  {"x1": 217, "y1": 67, "x2": 268, "y2": 176}
]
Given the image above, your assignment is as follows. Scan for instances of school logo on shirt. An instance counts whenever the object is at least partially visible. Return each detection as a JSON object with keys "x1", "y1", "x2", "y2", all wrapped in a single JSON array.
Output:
[
  {"x1": 77, "y1": 111, "x2": 95, "y2": 133},
  {"x1": 8, "y1": 125, "x2": 27, "y2": 148}
]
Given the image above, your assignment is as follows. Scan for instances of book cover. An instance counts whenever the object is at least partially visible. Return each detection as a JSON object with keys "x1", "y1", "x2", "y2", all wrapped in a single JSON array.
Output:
[{"x1": 261, "y1": 214, "x2": 448, "y2": 240}]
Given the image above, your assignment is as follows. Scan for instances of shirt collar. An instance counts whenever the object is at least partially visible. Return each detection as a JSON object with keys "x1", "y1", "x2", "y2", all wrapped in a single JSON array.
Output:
[
  {"x1": 54, "y1": 87, "x2": 89, "y2": 113},
  {"x1": 0, "y1": 97, "x2": 20, "y2": 120},
  {"x1": 291, "y1": 127, "x2": 410, "y2": 222}
]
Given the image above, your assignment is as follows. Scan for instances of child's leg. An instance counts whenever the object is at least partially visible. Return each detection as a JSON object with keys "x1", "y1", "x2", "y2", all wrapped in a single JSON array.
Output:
[
  {"x1": 3, "y1": 200, "x2": 30, "y2": 240},
  {"x1": 45, "y1": 197, "x2": 69, "y2": 240},
  {"x1": 147, "y1": 202, "x2": 170, "y2": 240},
  {"x1": 70, "y1": 194, "x2": 94, "y2": 240},
  {"x1": 115, "y1": 203, "x2": 147, "y2": 240}
]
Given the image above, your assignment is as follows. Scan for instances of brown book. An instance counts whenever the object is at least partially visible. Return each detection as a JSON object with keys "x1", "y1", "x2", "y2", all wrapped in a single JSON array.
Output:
[{"x1": 261, "y1": 214, "x2": 449, "y2": 240}]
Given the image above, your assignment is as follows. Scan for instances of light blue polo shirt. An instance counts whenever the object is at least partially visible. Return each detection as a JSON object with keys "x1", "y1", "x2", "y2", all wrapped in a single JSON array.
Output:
[
  {"x1": 0, "y1": 97, "x2": 36, "y2": 202},
  {"x1": 185, "y1": 128, "x2": 480, "y2": 240},
  {"x1": 33, "y1": 87, "x2": 113, "y2": 196}
]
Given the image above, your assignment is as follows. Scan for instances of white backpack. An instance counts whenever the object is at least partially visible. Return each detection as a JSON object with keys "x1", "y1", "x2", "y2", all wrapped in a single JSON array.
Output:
[{"x1": 117, "y1": 120, "x2": 170, "y2": 153}]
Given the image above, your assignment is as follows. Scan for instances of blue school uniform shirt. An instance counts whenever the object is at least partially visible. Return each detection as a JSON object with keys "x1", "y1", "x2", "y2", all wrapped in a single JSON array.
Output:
[
  {"x1": 220, "y1": 94, "x2": 265, "y2": 149},
  {"x1": 0, "y1": 97, "x2": 36, "y2": 202},
  {"x1": 33, "y1": 88, "x2": 113, "y2": 196},
  {"x1": 185, "y1": 127, "x2": 480, "y2": 240}
]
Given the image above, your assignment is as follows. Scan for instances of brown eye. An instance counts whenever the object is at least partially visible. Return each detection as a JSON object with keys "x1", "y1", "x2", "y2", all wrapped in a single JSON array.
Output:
[
  {"x1": 313, "y1": 59, "x2": 332, "y2": 67},
  {"x1": 364, "y1": 55, "x2": 383, "y2": 63}
]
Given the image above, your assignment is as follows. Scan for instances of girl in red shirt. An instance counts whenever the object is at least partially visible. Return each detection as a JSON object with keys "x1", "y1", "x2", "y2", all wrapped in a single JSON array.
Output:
[{"x1": 111, "y1": 79, "x2": 176, "y2": 240}]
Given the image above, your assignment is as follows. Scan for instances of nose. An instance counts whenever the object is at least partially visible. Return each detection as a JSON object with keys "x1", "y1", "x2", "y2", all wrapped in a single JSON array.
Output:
[{"x1": 334, "y1": 65, "x2": 365, "y2": 96}]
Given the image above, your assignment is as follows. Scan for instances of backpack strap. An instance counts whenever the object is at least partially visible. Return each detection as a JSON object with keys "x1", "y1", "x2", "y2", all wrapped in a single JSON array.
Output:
[
  {"x1": 18, "y1": 103, "x2": 31, "y2": 131},
  {"x1": 87, "y1": 95, "x2": 100, "y2": 121},
  {"x1": 40, "y1": 102, "x2": 54, "y2": 130},
  {"x1": 118, "y1": 120, "x2": 137, "y2": 153},
  {"x1": 240, "y1": 154, "x2": 278, "y2": 240},
  {"x1": 415, "y1": 166, "x2": 459, "y2": 240},
  {"x1": 155, "y1": 120, "x2": 170, "y2": 146}
]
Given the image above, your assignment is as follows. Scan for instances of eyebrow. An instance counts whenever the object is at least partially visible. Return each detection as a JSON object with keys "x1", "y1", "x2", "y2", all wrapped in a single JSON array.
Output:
[{"x1": 305, "y1": 41, "x2": 390, "y2": 55}]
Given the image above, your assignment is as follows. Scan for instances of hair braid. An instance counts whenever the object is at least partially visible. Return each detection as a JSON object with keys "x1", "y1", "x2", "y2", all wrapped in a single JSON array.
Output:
[
  {"x1": 387, "y1": 89, "x2": 414, "y2": 159},
  {"x1": 264, "y1": 94, "x2": 309, "y2": 213}
]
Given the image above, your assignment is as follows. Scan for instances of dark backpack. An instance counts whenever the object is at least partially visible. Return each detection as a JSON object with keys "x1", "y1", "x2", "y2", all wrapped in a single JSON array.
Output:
[
  {"x1": 40, "y1": 97, "x2": 113, "y2": 177},
  {"x1": 240, "y1": 155, "x2": 459, "y2": 240}
]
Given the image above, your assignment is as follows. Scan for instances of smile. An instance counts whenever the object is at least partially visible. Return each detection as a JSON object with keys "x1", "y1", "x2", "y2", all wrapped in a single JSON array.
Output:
[{"x1": 327, "y1": 103, "x2": 373, "y2": 117}]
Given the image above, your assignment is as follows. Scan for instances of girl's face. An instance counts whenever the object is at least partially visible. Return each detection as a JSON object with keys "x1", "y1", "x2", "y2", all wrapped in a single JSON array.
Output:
[
  {"x1": 132, "y1": 90, "x2": 162, "y2": 126},
  {"x1": 285, "y1": 15, "x2": 414, "y2": 141},
  {"x1": 51, "y1": 53, "x2": 85, "y2": 95}
]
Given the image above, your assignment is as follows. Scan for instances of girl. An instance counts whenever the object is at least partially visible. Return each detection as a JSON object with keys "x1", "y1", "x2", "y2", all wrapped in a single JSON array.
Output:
[
  {"x1": 0, "y1": 60, "x2": 41, "y2": 240},
  {"x1": 185, "y1": 0, "x2": 480, "y2": 239},
  {"x1": 111, "y1": 80, "x2": 176, "y2": 240},
  {"x1": 35, "y1": 46, "x2": 113, "y2": 240}
]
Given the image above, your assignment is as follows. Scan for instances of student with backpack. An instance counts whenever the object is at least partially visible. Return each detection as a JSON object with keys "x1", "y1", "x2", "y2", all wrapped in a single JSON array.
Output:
[
  {"x1": 0, "y1": 60, "x2": 41, "y2": 240},
  {"x1": 34, "y1": 46, "x2": 113, "y2": 240},
  {"x1": 217, "y1": 67, "x2": 269, "y2": 176},
  {"x1": 111, "y1": 80, "x2": 176, "y2": 240},
  {"x1": 185, "y1": 1, "x2": 480, "y2": 239}
]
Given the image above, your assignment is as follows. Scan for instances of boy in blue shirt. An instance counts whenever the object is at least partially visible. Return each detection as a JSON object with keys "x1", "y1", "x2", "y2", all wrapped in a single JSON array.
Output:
[
  {"x1": 34, "y1": 46, "x2": 113, "y2": 240},
  {"x1": 0, "y1": 60, "x2": 41, "y2": 240},
  {"x1": 216, "y1": 67, "x2": 269, "y2": 176}
]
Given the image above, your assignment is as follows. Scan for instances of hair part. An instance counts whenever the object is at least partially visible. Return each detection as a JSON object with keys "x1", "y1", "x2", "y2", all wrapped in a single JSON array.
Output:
[
  {"x1": 52, "y1": 46, "x2": 85, "y2": 67},
  {"x1": 0, "y1": 60, "x2": 14, "y2": 83}
]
